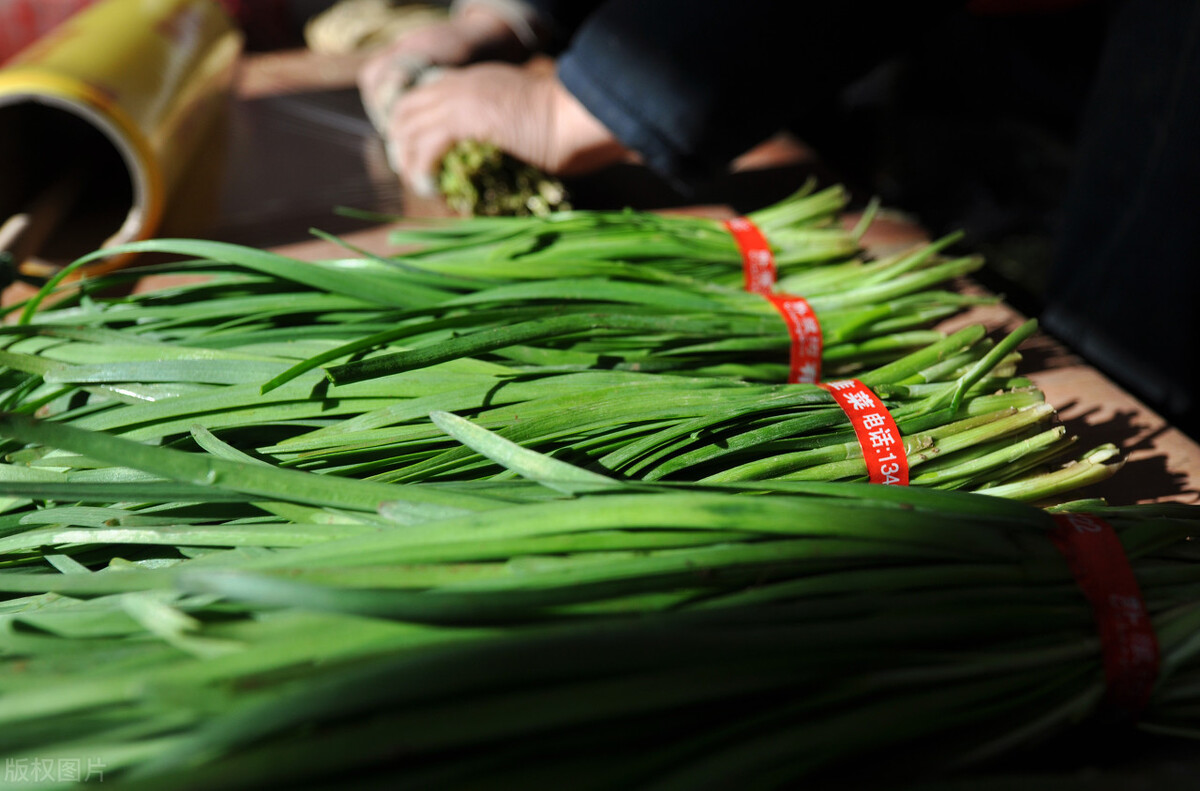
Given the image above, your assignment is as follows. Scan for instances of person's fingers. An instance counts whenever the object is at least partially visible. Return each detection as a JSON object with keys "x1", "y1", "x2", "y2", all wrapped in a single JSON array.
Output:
[
  {"x1": 383, "y1": 61, "x2": 629, "y2": 192},
  {"x1": 390, "y1": 75, "x2": 448, "y2": 118},
  {"x1": 409, "y1": 128, "x2": 459, "y2": 195},
  {"x1": 394, "y1": 64, "x2": 539, "y2": 175},
  {"x1": 359, "y1": 28, "x2": 443, "y2": 94},
  {"x1": 358, "y1": 55, "x2": 385, "y2": 96},
  {"x1": 357, "y1": 18, "x2": 479, "y2": 127},
  {"x1": 389, "y1": 86, "x2": 459, "y2": 194},
  {"x1": 361, "y1": 54, "x2": 431, "y2": 132},
  {"x1": 391, "y1": 72, "x2": 482, "y2": 144}
]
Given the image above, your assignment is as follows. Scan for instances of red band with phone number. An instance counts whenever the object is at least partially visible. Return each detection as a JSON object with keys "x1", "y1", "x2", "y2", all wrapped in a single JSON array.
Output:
[
  {"x1": 818, "y1": 379, "x2": 908, "y2": 485},
  {"x1": 767, "y1": 294, "x2": 823, "y2": 384},
  {"x1": 1050, "y1": 512, "x2": 1159, "y2": 716},
  {"x1": 724, "y1": 217, "x2": 776, "y2": 294}
]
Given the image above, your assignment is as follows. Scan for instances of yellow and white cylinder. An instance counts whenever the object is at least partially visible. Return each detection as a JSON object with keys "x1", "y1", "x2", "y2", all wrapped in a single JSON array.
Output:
[{"x1": 0, "y1": 0, "x2": 242, "y2": 274}]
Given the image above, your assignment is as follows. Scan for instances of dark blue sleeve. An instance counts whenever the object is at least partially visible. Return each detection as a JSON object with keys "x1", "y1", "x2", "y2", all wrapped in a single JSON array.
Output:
[
  {"x1": 555, "y1": 1, "x2": 963, "y2": 184},
  {"x1": 522, "y1": 0, "x2": 606, "y2": 48}
]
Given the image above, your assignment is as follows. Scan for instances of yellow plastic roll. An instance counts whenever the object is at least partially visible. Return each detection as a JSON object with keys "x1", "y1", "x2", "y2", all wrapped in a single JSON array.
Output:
[{"x1": 0, "y1": 0, "x2": 242, "y2": 275}]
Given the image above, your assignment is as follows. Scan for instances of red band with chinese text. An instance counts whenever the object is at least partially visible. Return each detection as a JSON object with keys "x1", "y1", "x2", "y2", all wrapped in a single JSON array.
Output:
[
  {"x1": 724, "y1": 217, "x2": 776, "y2": 294},
  {"x1": 724, "y1": 217, "x2": 825, "y2": 384},
  {"x1": 818, "y1": 379, "x2": 908, "y2": 485},
  {"x1": 767, "y1": 294, "x2": 823, "y2": 384},
  {"x1": 1050, "y1": 512, "x2": 1159, "y2": 716}
]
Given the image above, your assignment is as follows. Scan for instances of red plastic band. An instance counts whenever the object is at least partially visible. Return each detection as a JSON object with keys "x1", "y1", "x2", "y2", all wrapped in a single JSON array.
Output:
[
  {"x1": 724, "y1": 217, "x2": 826, "y2": 382},
  {"x1": 1051, "y1": 513, "x2": 1159, "y2": 716},
  {"x1": 818, "y1": 379, "x2": 908, "y2": 485},
  {"x1": 766, "y1": 294, "x2": 823, "y2": 384},
  {"x1": 724, "y1": 217, "x2": 776, "y2": 294}
]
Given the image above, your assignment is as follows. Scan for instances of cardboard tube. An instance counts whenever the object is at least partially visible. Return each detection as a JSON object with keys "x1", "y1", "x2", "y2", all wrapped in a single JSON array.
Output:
[{"x1": 0, "y1": 0, "x2": 242, "y2": 276}]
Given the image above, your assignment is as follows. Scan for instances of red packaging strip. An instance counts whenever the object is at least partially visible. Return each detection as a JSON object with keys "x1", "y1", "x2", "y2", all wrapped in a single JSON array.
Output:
[
  {"x1": 1050, "y1": 512, "x2": 1159, "y2": 716},
  {"x1": 724, "y1": 216, "x2": 776, "y2": 294},
  {"x1": 818, "y1": 379, "x2": 908, "y2": 485},
  {"x1": 767, "y1": 294, "x2": 823, "y2": 384},
  {"x1": 723, "y1": 216, "x2": 825, "y2": 384}
]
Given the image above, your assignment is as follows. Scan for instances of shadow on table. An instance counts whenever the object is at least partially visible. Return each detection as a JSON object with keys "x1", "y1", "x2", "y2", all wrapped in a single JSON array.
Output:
[
  {"x1": 1051, "y1": 402, "x2": 1193, "y2": 504},
  {"x1": 1013, "y1": 330, "x2": 1082, "y2": 373}
]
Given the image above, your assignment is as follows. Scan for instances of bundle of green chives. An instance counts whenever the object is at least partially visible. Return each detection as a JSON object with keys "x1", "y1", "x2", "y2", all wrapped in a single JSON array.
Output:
[
  {"x1": 0, "y1": 192, "x2": 1116, "y2": 503},
  {"x1": 14, "y1": 224, "x2": 984, "y2": 385},
  {"x1": 0, "y1": 415, "x2": 1194, "y2": 789},
  {"x1": 379, "y1": 180, "x2": 862, "y2": 287},
  {"x1": 0, "y1": 286, "x2": 1114, "y2": 502},
  {"x1": 337, "y1": 182, "x2": 968, "y2": 378},
  {"x1": 260, "y1": 233, "x2": 985, "y2": 386},
  {"x1": 438, "y1": 139, "x2": 572, "y2": 217},
  {"x1": 266, "y1": 320, "x2": 1117, "y2": 501}
]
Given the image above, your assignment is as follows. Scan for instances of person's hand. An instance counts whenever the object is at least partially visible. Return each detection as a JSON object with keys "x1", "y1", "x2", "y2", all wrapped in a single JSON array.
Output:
[
  {"x1": 385, "y1": 61, "x2": 634, "y2": 195},
  {"x1": 358, "y1": 5, "x2": 530, "y2": 133}
]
